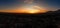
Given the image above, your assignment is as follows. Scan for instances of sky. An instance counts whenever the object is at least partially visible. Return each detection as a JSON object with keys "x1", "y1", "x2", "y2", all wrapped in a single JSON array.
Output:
[{"x1": 0, "y1": 0, "x2": 60, "y2": 11}]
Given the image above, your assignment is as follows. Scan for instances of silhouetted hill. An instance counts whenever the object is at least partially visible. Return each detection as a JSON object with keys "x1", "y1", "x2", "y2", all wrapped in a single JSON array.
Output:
[{"x1": 0, "y1": 9, "x2": 60, "y2": 28}]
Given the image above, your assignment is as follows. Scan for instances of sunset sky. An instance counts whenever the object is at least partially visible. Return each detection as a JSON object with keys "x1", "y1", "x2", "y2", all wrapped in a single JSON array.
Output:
[{"x1": 0, "y1": 0, "x2": 60, "y2": 13}]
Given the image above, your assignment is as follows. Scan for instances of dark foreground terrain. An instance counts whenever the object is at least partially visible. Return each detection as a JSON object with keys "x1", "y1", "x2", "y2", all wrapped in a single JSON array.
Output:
[{"x1": 0, "y1": 9, "x2": 60, "y2": 28}]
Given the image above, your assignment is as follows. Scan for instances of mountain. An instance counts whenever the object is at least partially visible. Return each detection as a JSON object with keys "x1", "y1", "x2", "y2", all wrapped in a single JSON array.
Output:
[{"x1": 0, "y1": 9, "x2": 60, "y2": 28}]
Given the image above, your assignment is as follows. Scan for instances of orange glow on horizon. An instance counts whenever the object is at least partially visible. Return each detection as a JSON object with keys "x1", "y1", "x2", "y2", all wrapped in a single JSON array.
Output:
[
  {"x1": 0, "y1": 6, "x2": 48, "y2": 14},
  {"x1": 0, "y1": 9, "x2": 48, "y2": 14}
]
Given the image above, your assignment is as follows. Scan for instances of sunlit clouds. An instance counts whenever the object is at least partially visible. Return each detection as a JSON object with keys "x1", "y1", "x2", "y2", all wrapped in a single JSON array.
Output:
[
  {"x1": 24, "y1": 0, "x2": 34, "y2": 4},
  {"x1": 0, "y1": 0, "x2": 59, "y2": 14}
]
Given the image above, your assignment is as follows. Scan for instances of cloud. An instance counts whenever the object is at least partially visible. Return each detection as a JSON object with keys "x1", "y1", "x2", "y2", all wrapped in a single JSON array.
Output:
[{"x1": 24, "y1": 0, "x2": 34, "y2": 4}]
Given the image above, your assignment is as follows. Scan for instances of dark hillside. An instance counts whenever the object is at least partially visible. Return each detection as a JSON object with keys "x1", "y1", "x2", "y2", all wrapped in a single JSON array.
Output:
[{"x1": 0, "y1": 9, "x2": 60, "y2": 28}]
